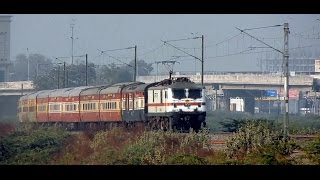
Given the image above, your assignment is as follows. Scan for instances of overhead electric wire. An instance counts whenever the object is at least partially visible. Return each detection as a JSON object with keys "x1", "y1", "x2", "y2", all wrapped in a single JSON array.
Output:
[
  {"x1": 206, "y1": 44, "x2": 320, "y2": 60},
  {"x1": 139, "y1": 44, "x2": 165, "y2": 57},
  {"x1": 242, "y1": 24, "x2": 282, "y2": 31},
  {"x1": 99, "y1": 46, "x2": 135, "y2": 52},
  {"x1": 98, "y1": 51, "x2": 133, "y2": 67},
  {"x1": 236, "y1": 27, "x2": 283, "y2": 55},
  {"x1": 162, "y1": 40, "x2": 201, "y2": 61},
  {"x1": 163, "y1": 36, "x2": 201, "y2": 43}
]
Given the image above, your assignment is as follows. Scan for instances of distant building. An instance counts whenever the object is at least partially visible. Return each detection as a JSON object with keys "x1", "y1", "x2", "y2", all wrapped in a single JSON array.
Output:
[
  {"x1": 0, "y1": 15, "x2": 11, "y2": 82},
  {"x1": 265, "y1": 58, "x2": 316, "y2": 72}
]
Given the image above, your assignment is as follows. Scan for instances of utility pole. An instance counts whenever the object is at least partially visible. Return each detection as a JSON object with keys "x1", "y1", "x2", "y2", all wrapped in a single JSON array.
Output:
[
  {"x1": 85, "y1": 54, "x2": 88, "y2": 86},
  {"x1": 235, "y1": 24, "x2": 288, "y2": 138},
  {"x1": 134, "y1": 45, "x2": 137, "y2": 82},
  {"x1": 63, "y1": 62, "x2": 66, "y2": 88},
  {"x1": 156, "y1": 62, "x2": 159, "y2": 82},
  {"x1": 66, "y1": 68, "x2": 68, "y2": 88},
  {"x1": 71, "y1": 22, "x2": 75, "y2": 65},
  {"x1": 57, "y1": 65, "x2": 60, "y2": 89},
  {"x1": 201, "y1": 35, "x2": 204, "y2": 87},
  {"x1": 283, "y1": 23, "x2": 290, "y2": 139},
  {"x1": 27, "y1": 48, "x2": 29, "y2": 81}
]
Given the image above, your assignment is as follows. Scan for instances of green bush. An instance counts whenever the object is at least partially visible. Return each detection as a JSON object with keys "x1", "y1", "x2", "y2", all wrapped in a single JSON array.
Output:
[
  {"x1": 0, "y1": 127, "x2": 69, "y2": 164},
  {"x1": 166, "y1": 154, "x2": 207, "y2": 165},
  {"x1": 226, "y1": 120, "x2": 297, "y2": 165},
  {"x1": 304, "y1": 136, "x2": 320, "y2": 164}
]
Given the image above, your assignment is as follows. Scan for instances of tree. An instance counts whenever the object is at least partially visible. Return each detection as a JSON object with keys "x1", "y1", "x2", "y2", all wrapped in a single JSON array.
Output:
[
  {"x1": 130, "y1": 60, "x2": 153, "y2": 76},
  {"x1": 33, "y1": 62, "x2": 96, "y2": 90},
  {"x1": 13, "y1": 53, "x2": 53, "y2": 81},
  {"x1": 96, "y1": 59, "x2": 153, "y2": 85}
]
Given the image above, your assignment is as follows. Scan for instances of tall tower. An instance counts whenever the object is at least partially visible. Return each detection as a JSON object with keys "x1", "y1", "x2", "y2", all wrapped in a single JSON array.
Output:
[{"x1": 0, "y1": 15, "x2": 11, "y2": 82}]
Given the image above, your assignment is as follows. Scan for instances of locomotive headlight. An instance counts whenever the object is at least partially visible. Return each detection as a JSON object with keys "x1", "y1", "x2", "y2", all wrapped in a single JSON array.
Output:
[
  {"x1": 173, "y1": 103, "x2": 177, "y2": 108},
  {"x1": 198, "y1": 103, "x2": 201, "y2": 107},
  {"x1": 202, "y1": 102, "x2": 206, "y2": 105}
]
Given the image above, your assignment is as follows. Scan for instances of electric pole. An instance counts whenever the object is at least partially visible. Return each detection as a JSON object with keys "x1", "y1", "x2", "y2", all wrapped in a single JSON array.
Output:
[
  {"x1": 201, "y1": 35, "x2": 204, "y2": 87},
  {"x1": 156, "y1": 62, "x2": 159, "y2": 82},
  {"x1": 63, "y1": 62, "x2": 66, "y2": 88},
  {"x1": 283, "y1": 23, "x2": 290, "y2": 139},
  {"x1": 66, "y1": 68, "x2": 68, "y2": 88},
  {"x1": 57, "y1": 65, "x2": 60, "y2": 89},
  {"x1": 27, "y1": 48, "x2": 29, "y2": 81},
  {"x1": 134, "y1": 45, "x2": 137, "y2": 82},
  {"x1": 86, "y1": 54, "x2": 88, "y2": 86},
  {"x1": 71, "y1": 22, "x2": 75, "y2": 65},
  {"x1": 235, "y1": 24, "x2": 289, "y2": 138}
]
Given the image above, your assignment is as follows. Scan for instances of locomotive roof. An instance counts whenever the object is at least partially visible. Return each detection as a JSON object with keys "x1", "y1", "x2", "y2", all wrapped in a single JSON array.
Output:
[
  {"x1": 149, "y1": 81, "x2": 202, "y2": 90},
  {"x1": 169, "y1": 82, "x2": 202, "y2": 89}
]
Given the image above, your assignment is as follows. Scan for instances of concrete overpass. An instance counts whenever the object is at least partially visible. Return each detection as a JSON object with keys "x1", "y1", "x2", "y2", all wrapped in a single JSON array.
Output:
[
  {"x1": 137, "y1": 72, "x2": 318, "y2": 114},
  {"x1": 0, "y1": 81, "x2": 35, "y2": 96},
  {"x1": 0, "y1": 81, "x2": 35, "y2": 118},
  {"x1": 137, "y1": 72, "x2": 314, "y2": 91}
]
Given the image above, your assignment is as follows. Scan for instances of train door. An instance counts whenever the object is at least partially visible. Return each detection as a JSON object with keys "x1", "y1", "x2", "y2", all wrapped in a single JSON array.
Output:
[
  {"x1": 153, "y1": 90, "x2": 161, "y2": 113},
  {"x1": 163, "y1": 89, "x2": 167, "y2": 113}
]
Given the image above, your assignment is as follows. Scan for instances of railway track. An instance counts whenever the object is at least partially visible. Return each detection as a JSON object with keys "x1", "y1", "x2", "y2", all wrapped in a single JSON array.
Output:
[
  {"x1": 68, "y1": 128, "x2": 318, "y2": 147},
  {"x1": 207, "y1": 133, "x2": 319, "y2": 146}
]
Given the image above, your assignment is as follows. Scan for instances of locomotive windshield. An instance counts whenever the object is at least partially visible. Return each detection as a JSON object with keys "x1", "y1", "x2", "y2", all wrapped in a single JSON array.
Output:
[
  {"x1": 188, "y1": 89, "x2": 202, "y2": 99},
  {"x1": 172, "y1": 89, "x2": 202, "y2": 99},
  {"x1": 172, "y1": 89, "x2": 185, "y2": 99}
]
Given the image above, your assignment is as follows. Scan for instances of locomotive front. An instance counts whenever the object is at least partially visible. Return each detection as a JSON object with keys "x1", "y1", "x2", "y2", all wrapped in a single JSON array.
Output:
[
  {"x1": 146, "y1": 77, "x2": 206, "y2": 132},
  {"x1": 167, "y1": 81, "x2": 206, "y2": 131}
]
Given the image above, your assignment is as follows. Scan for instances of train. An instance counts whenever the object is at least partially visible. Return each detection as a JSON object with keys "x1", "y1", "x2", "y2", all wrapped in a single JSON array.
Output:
[{"x1": 18, "y1": 77, "x2": 206, "y2": 132}]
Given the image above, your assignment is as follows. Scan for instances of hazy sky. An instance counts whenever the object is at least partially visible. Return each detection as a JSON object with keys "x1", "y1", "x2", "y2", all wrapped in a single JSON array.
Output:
[{"x1": 6, "y1": 14, "x2": 320, "y2": 74}]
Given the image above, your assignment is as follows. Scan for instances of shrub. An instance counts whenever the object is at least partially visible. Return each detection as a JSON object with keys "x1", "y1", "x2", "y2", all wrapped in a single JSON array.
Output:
[
  {"x1": 166, "y1": 154, "x2": 207, "y2": 165},
  {"x1": 304, "y1": 136, "x2": 320, "y2": 164},
  {"x1": 226, "y1": 119, "x2": 297, "y2": 165},
  {"x1": 0, "y1": 127, "x2": 69, "y2": 164}
]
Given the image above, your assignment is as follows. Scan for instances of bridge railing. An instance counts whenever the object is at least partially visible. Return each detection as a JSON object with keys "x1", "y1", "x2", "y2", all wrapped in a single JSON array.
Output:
[
  {"x1": 137, "y1": 74, "x2": 313, "y2": 86},
  {"x1": 0, "y1": 81, "x2": 34, "y2": 90}
]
